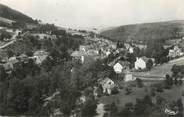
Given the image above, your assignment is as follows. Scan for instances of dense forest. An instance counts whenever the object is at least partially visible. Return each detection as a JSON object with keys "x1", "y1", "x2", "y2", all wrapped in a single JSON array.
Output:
[{"x1": 0, "y1": 4, "x2": 36, "y2": 24}]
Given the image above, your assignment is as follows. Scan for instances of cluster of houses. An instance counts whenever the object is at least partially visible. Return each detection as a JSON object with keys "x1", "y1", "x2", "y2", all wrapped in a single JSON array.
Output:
[
  {"x1": 71, "y1": 36, "x2": 117, "y2": 64},
  {"x1": 165, "y1": 37, "x2": 184, "y2": 59},
  {"x1": 168, "y1": 45, "x2": 184, "y2": 58},
  {"x1": 70, "y1": 36, "x2": 157, "y2": 95},
  {"x1": 32, "y1": 33, "x2": 57, "y2": 40},
  {"x1": 0, "y1": 50, "x2": 48, "y2": 74},
  {"x1": 70, "y1": 30, "x2": 184, "y2": 96}
]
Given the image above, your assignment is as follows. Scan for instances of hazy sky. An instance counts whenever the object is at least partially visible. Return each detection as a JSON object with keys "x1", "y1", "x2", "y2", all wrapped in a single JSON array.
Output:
[{"x1": 0, "y1": 0, "x2": 184, "y2": 28}]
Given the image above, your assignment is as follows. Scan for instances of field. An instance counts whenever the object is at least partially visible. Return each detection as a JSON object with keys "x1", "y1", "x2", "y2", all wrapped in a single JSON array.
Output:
[
  {"x1": 132, "y1": 56, "x2": 184, "y2": 78},
  {"x1": 99, "y1": 82, "x2": 184, "y2": 111},
  {"x1": 99, "y1": 85, "x2": 147, "y2": 109},
  {"x1": 0, "y1": 17, "x2": 15, "y2": 24}
]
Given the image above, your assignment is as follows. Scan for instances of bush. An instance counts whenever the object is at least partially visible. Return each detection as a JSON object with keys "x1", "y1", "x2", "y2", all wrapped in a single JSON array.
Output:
[
  {"x1": 111, "y1": 87, "x2": 119, "y2": 95},
  {"x1": 153, "y1": 83, "x2": 164, "y2": 93},
  {"x1": 178, "y1": 79, "x2": 183, "y2": 85},
  {"x1": 164, "y1": 74, "x2": 173, "y2": 89},
  {"x1": 150, "y1": 88, "x2": 156, "y2": 97},
  {"x1": 119, "y1": 85, "x2": 123, "y2": 89},
  {"x1": 124, "y1": 102, "x2": 134, "y2": 111},
  {"x1": 103, "y1": 113, "x2": 109, "y2": 117},
  {"x1": 81, "y1": 98, "x2": 97, "y2": 117},
  {"x1": 156, "y1": 96, "x2": 165, "y2": 105},
  {"x1": 104, "y1": 104, "x2": 111, "y2": 111},
  {"x1": 174, "y1": 78, "x2": 178, "y2": 85},
  {"x1": 125, "y1": 87, "x2": 132, "y2": 95},
  {"x1": 146, "y1": 59, "x2": 153, "y2": 70},
  {"x1": 136, "y1": 78, "x2": 144, "y2": 88},
  {"x1": 156, "y1": 85, "x2": 164, "y2": 92},
  {"x1": 119, "y1": 108, "x2": 132, "y2": 117}
]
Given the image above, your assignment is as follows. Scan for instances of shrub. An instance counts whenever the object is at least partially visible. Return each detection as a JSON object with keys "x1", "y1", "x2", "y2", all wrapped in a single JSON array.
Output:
[
  {"x1": 81, "y1": 98, "x2": 97, "y2": 117},
  {"x1": 178, "y1": 79, "x2": 183, "y2": 85},
  {"x1": 156, "y1": 86, "x2": 163, "y2": 92},
  {"x1": 164, "y1": 74, "x2": 173, "y2": 89},
  {"x1": 156, "y1": 96, "x2": 165, "y2": 105},
  {"x1": 136, "y1": 78, "x2": 144, "y2": 88},
  {"x1": 103, "y1": 113, "x2": 109, "y2": 117},
  {"x1": 174, "y1": 78, "x2": 178, "y2": 85},
  {"x1": 119, "y1": 108, "x2": 132, "y2": 117},
  {"x1": 150, "y1": 88, "x2": 156, "y2": 97},
  {"x1": 153, "y1": 83, "x2": 164, "y2": 93},
  {"x1": 104, "y1": 104, "x2": 111, "y2": 111},
  {"x1": 125, "y1": 87, "x2": 132, "y2": 95},
  {"x1": 111, "y1": 87, "x2": 119, "y2": 95}
]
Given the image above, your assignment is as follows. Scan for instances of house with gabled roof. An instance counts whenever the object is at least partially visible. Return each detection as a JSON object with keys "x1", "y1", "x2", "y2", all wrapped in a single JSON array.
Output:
[
  {"x1": 33, "y1": 50, "x2": 48, "y2": 64},
  {"x1": 113, "y1": 61, "x2": 130, "y2": 74},
  {"x1": 135, "y1": 56, "x2": 154, "y2": 70},
  {"x1": 99, "y1": 77, "x2": 115, "y2": 95},
  {"x1": 2, "y1": 56, "x2": 19, "y2": 74},
  {"x1": 168, "y1": 45, "x2": 184, "y2": 58}
]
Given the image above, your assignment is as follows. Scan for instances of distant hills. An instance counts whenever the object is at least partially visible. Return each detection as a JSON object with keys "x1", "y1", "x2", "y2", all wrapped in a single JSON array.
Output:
[
  {"x1": 100, "y1": 20, "x2": 184, "y2": 43},
  {"x1": 0, "y1": 3, "x2": 36, "y2": 24}
]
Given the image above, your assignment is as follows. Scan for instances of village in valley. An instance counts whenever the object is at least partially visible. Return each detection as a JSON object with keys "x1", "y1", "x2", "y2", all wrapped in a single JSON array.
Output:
[{"x1": 0, "y1": 2, "x2": 184, "y2": 117}]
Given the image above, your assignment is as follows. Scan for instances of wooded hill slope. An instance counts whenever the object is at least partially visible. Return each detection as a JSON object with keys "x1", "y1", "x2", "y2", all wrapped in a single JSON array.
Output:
[
  {"x1": 101, "y1": 20, "x2": 184, "y2": 43},
  {"x1": 0, "y1": 3, "x2": 36, "y2": 24}
]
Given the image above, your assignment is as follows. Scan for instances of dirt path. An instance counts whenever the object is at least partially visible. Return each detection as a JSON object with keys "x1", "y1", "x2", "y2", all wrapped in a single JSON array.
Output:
[{"x1": 0, "y1": 30, "x2": 20, "y2": 49}]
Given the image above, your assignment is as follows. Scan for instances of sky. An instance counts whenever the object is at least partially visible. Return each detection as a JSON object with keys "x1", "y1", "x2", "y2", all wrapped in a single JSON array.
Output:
[{"x1": 0, "y1": 0, "x2": 184, "y2": 29}]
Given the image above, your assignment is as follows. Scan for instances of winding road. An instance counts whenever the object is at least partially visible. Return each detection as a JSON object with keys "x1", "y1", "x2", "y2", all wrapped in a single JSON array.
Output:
[{"x1": 0, "y1": 30, "x2": 20, "y2": 49}]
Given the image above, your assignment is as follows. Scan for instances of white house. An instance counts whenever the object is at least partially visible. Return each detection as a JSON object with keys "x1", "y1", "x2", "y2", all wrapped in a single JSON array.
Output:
[
  {"x1": 135, "y1": 57, "x2": 148, "y2": 70},
  {"x1": 128, "y1": 47, "x2": 134, "y2": 53},
  {"x1": 113, "y1": 63, "x2": 123, "y2": 74},
  {"x1": 113, "y1": 61, "x2": 130, "y2": 74},
  {"x1": 168, "y1": 45, "x2": 184, "y2": 58},
  {"x1": 99, "y1": 78, "x2": 115, "y2": 95},
  {"x1": 33, "y1": 50, "x2": 48, "y2": 64}
]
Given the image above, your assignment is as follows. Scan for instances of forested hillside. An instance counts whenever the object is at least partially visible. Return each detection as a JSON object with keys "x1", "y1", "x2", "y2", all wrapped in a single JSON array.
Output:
[
  {"x1": 0, "y1": 4, "x2": 36, "y2": 24},
  {"x1": 101, "y1": 20, "x2": 184, "y2": 43}
]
